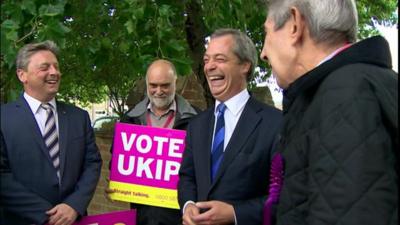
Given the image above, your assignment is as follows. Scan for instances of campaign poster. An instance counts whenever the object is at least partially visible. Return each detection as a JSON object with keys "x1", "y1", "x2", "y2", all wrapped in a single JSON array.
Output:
[
  {"x1": 45, "y1": 209, "x2": 136, "y2": 225},
  {"x1": 109, "y1": 122, "x2": 186, "y2": 209}
]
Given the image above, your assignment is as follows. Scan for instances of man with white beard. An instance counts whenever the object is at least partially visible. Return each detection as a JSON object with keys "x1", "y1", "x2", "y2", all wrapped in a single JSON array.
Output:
[{"x1": 107, "y1": 59, "x2": 200, "y2": 225}]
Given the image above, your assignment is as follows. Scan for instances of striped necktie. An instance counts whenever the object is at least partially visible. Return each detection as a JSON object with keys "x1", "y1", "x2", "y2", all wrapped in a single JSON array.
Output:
[
  {"x1": 211, "y1": 103, "x2": 226, "y2": 182},
  {"x1": 41, "y1": 103, "x2": 60, "y2": 179}
]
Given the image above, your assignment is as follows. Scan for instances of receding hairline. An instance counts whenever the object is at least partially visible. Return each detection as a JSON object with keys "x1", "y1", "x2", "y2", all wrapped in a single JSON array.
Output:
[{"x1": 145, "y1": 59, "x2": 177, "y2": 83}]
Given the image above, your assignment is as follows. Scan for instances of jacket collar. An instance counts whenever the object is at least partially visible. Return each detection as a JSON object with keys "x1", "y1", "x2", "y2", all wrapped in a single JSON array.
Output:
[
  {"x1": 126, "y1": 94, "x2": 197, "y2": 119},
  {"x1": 283, "y1": 36, "x2": 392, "y2": 113}
]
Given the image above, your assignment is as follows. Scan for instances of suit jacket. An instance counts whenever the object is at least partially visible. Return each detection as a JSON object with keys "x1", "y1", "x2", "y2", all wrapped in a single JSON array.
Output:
[
  {"x1": 0, "y1": 96, "x2": 102, "y2": 225},
  {"x1": 178, "y1": 96, "x2": 282, "y2": 225}
]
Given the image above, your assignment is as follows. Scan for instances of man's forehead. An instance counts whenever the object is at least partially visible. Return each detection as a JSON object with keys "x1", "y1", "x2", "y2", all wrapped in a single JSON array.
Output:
[
  {"x1": 28, "y1": 51, "x2": 58, "y2": 67},
  {"x1": 30, "y1": 50, "x2": 57, "y2": 61},
  {"x1": 148, "y1": 73, "x2": 174, "y2": 83},
  {"x1": 204, "y1": 52, "x2": 228, "y2": 58},
  {"x1": 205, "y1": 37, "x2": 234, "y2": 56},
  {"x1": 148, "y1": 79, "x2": 172, "y2": 84},
  {"x1": 208, "y1": 35, "x2": 233, "y2": 47}
]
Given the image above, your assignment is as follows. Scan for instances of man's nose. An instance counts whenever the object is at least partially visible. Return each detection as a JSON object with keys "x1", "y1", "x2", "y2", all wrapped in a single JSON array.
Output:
[
  {"x1": 49, "y1": 65, "x2": 60, "y2": 75},
  {"x1": 260, "y1": 46, "x2": 268, "y2": 62},
  {"x1": 155, "y1": 86, "x2": 163, "y2": 94},
  {"x1": 204, "y1": 60, "x2": 216, "y2": 72}
]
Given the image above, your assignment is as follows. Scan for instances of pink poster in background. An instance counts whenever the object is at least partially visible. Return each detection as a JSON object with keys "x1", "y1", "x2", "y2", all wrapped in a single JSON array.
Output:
[
  {"x1": 110, "y1": 122, "x2": 186, "y2": 190},
  {"x1": 45, "y1": 209, "x2": 136, "y2": 225}
]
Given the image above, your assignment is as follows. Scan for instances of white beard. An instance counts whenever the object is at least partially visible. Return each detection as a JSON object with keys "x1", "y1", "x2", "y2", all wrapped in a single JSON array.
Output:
[{"x1": 149, "y1": 93, "x2": 175, "y2": 109}]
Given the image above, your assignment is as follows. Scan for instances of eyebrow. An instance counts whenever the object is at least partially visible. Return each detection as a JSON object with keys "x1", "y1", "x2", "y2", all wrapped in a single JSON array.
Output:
[
  {"x1": 37, "y1": 62, "x2": 58, "y2": 67},
  {"x1": 149, "y1": 82, "x2": 171, "y2": 85},
  {"x1": 204, "y1": 53, "x2": 228, "y2": 58}
]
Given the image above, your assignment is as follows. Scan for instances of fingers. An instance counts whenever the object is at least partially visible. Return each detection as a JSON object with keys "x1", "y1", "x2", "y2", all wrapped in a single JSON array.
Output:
[
  {"x1": 104, "y1": 178, "x2": 115, "y2": 202},
  {"x1": 182, "y1": 203, "x2": 200, "y2": 225},
  {"x1": 47, "y1": 211, "x2": 61, "y2": 225},
  {"x1": 195, "y1": 201, "x2": 212, "y2": 210},
  {"x1": 46, "y1": 204, "x2": 78, "y2": 225},
  {"x1": 54, "y1": 216, "x2": 68, "y2": 225},
  {"x1": 46, "y1": 206, "x2": 57, "y2": 216},
  {"x1": 190, "y1": 201, "x2": 235, "y2": 225},
  {"x1": 104, "y1": 187, "x2": 116, "y2": 194},
  {"x1": 104, "y1": 187, "x2": 115, "y2": 202},
  {"x1": 191, "y1": 208, "x2": 214, "y2": 225}
]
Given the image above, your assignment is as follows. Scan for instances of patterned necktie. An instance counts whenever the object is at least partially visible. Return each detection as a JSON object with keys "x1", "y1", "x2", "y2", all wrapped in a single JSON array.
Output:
[
  {"x1": 211, "y1": 103, "x2": 226, "y2": 182},
  {"x1": 41, "y1": 103, "x2": 60, "y2": 179}
]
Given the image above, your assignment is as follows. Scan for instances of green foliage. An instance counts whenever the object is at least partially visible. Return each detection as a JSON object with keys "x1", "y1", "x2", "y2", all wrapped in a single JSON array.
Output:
[
  {"x1": 1, "y1": 0, "x2": 397, "y2": 109},
  {"x1": 1, "y1": 0, "x2": 70, "y2": 103},
  {"x1": 357, "y1": 0, "x2": 398, "y2": 38}
]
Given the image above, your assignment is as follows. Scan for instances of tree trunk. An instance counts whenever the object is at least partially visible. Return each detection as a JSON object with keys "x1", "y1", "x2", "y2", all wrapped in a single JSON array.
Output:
[{"x1": 184, "y1": 0, "x2": 214, "y2": 108}]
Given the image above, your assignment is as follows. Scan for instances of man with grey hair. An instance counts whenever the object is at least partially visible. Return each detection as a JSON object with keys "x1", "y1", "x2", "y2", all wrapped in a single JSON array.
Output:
[
  {"x1": 260, "y1": 0, "x2": 398, "y2": 225},
  {"x1": 1, "y1": 40, "x2": 102, "y2": 225},
  {"x1": 106, "y1": 59, "x2": 200, "y2": 225},
  {"x1": 178, "y1": 28, "x2": 282, "y2": 225}
]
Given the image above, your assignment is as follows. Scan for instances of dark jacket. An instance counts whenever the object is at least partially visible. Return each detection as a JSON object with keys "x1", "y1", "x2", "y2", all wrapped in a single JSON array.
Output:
[
  {"x1": 115, "y1": 94, "x2": 199, "y2": 225},
  {"x1": 121, "y1": 94, "x2": 199, "y2": 130},
  {"x1": 179, "y1": 96, "x2": 282, "y2": 225},
  {"x1": 276, "y1": 36, "x2": 398, "y2": 225},
  {"x1": 1, "y1": 98, "x2": 102, "y2": 225}
]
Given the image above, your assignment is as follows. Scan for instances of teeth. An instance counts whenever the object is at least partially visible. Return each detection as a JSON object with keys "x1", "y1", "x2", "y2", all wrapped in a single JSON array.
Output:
[{"x1": 209, "y1": 75, "x2": 224, "y2": 81}]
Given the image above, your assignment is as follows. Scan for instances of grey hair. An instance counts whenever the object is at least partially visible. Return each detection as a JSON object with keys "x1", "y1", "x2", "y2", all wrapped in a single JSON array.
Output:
[
  {"x1": 16, "y1": 40, "x2": 59, "y2": 70},
  {"x1": 267, "y1": 0, "x2": 358, "y2": 45},
  {"x1": 210, "y1": 28, "x2": 258, "y2": 82}
]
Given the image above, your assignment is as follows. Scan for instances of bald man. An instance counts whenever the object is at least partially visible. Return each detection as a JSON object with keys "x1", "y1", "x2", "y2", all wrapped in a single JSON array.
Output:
[{"x1": 107, "y1": 59, "x2": 200, "y2": 225}]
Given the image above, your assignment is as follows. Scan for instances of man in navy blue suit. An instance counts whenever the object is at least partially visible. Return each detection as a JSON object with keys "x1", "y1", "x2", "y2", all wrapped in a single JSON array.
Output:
[
  {"x1": 0, "y1": 40, "x2": 102, "y2": 225},
  {"x1": 178, "y1": 29, "x2": 282, "y2": 225}
]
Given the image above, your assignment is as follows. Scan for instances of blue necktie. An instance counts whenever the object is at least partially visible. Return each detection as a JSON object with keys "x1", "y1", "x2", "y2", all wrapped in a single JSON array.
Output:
[
  {"x1": 41, "y1": 103, "x2": 60, "y2": 179},
  {"x1": 211, "y1": 103, "x2": 226, "y2": 182}
]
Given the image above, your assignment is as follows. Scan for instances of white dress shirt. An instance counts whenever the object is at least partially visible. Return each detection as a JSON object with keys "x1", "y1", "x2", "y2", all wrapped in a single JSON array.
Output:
[
  {"x1": 213, "y1": 88, "x2": 250, "y2": 151},
  {"x1": 23, "y1": 92, "x2": 58, "y2": 136}
]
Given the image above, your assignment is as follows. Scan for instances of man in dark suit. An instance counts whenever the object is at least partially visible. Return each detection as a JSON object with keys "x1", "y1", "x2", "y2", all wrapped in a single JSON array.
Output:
[
  {"x1": 178, "y1": 29, "x2": 282, "y2": 225},
  {"x1": 0, "y1": 40, "x2": 102, "y2": 225}
]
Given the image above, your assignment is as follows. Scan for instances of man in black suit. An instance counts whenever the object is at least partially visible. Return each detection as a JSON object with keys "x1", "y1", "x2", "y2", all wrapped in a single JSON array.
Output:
[
  {"x1": 0, "y1": 40, "x2": 102, "y2": 225},
  {"x1": 178, "y1": 28, "x2": 282, "y2": 225}
]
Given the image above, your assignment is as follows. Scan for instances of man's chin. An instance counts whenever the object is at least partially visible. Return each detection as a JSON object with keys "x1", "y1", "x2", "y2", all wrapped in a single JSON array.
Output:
[
  {"x1": 152, "y1": 99, "x2": 171, "y2": 109},
  {"x1": 47, "y1": 89, "x2": 59, "y2": 96}
]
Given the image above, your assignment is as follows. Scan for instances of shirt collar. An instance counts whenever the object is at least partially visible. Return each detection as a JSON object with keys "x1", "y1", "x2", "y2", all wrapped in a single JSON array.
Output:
[
  {"x1": 215, "y1": 89, "x2": 250, "y2": 116},
  {"x1": 317, "y1": 43, "x2": 352, "y2": 66},
  {"x1": 24, "y1": 92, "x2": 57, "y2": 114}
]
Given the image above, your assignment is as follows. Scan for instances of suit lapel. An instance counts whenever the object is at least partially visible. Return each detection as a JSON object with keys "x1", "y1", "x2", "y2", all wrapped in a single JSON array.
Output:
[
  {"x1": 205, "y1": 110, "x2": 215, "y2": 188},
  {"x1": 57, "y1": 102, "x2": 68, "y2": 179},
  {"x1": 210, "y1": 98, "x2": 261, "y2": 189},
  {"x1": 16, "y1": 97, "x2": 52, "y2": 161},
  {"x1": 197, "y1": 108, "x2": 215, "y2": 193}
]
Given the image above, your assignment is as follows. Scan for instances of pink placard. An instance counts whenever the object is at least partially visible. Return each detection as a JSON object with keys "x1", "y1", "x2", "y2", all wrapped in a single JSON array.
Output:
[
  {"x1": 74, "y1": 209, "x2": 136, "y2": 225},
  {"x1": 110, "y1": 122, "x2": 186, "y2": 190}
]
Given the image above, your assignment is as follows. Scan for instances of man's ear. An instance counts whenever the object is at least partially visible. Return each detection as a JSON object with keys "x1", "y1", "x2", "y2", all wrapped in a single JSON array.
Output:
[
  {"x1": 289, "y1": 7, "x2": 306, "y2": 44},
  {"x1": 240, "y1": 62, "x2": 251, "y2": 77},
  {"x1": 16, "y1": 69, "x2": 27, "y2": 83}
]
